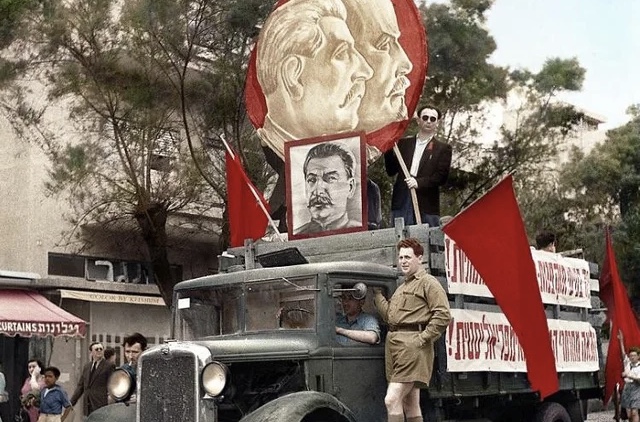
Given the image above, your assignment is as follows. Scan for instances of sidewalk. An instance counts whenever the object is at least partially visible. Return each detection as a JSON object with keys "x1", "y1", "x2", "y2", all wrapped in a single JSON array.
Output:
[{"x1": 587, "y1": 409, "x2": 614, "y2": 421}]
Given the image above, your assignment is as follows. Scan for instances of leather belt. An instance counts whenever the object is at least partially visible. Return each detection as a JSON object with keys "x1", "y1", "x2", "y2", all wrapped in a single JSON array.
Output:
[{"x1": 388, "y1": 324, "x2": 425, "y2": 332}]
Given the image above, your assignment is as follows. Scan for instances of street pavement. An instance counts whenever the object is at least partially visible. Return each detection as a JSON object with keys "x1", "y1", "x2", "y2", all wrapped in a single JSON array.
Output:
[{"x1": 587, "y1": 409, "x2": 615, "y2": 421}]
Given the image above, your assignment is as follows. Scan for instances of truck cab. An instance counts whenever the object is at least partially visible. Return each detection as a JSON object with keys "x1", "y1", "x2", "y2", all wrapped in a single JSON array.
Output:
[{"x1": 95, "y1": 261, "x2": 400, "y2": 422}]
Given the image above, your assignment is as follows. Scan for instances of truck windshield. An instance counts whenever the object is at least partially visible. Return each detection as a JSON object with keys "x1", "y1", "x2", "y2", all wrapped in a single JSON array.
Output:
[{"x1": 174, "y1": 277, "x2": 317, "y2": 340}]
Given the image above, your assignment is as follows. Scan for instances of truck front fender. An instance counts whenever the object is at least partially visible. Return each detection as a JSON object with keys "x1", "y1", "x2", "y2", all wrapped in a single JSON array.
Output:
[
  {"x1": 85, "y1": 402, "x2": 136, "y2": 422},
  {"x1": 239, "y1": 391, "x2": 357, "y2": 422}
]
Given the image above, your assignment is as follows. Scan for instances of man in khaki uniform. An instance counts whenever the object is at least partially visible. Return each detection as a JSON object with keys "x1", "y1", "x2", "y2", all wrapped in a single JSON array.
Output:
[{"x1": 375, "y1": 238, "x2": 451, "y2": 422}]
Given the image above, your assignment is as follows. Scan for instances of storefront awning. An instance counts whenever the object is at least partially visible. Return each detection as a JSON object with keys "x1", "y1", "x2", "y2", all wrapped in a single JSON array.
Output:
[
  {"x1": 60, "y1": 290, "x2": 165, "y2": 306},
  {"x1": 0, "y1": 289, "x2": 87, "y2": 338}
]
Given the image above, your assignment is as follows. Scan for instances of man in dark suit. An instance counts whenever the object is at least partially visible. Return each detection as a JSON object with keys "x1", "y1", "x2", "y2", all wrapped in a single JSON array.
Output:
[
  {"x1": 385, "y1": 106, "x2": 452, "y2": 227},
  {"x1": 71, "y1": 341, "x2": 115, "y2": 416}
]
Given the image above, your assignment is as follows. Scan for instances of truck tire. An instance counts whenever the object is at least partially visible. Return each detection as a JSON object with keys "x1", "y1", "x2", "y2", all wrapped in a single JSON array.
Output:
[
  {"x1": 239, "y1": 391, "x2": 356, "y2": 422},
  {"x1": 302, "y1": 408, "x2": 350, "y2": 422},
  {"x1": 565, "y1": 399, "x2": 586, "y2": 422},
  {"x1": 534, "y1": 402, "x2": 571, "y2": 422},
  {"x1": 85, "y1": 402, "x2": 136, "y2": 422}
]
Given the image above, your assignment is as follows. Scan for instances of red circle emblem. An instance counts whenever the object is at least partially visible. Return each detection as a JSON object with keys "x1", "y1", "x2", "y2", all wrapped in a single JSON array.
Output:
[{"x1": 245, "y1": 0, "x2": 427, "y2": 159}]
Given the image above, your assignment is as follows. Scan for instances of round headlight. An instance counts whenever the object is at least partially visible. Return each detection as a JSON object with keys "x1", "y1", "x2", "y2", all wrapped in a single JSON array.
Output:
[
  {"x1": 108, "y1": 368, "x2": 134, "y2": 401},
  {"x1": 201, "y1": 362, "x2": 229, "y2": 397}
]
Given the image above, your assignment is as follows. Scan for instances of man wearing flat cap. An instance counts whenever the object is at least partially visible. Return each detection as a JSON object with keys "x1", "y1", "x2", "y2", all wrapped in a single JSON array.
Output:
[{"x1": 335, "y1": 291, "x2": 380, "y2": 345}]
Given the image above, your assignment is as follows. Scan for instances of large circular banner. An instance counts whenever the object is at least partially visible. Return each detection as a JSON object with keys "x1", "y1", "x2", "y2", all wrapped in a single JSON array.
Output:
[{"x1": 245, "y1": 0, "x2": 428, "y2": 163}]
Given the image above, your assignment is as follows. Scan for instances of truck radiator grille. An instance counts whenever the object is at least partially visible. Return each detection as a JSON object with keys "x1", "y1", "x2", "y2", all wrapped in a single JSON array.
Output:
[{"x1": 139, "y1": 350, "x2": 198, "y2": 422}]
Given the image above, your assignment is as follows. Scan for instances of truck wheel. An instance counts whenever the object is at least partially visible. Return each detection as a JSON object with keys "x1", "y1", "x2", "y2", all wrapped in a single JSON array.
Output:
[
  {"x1": 239, "y1": 392, "x2": 356, "y2": 422},
  {"x1": 86, "y1": 403, "x2": 136, "y2": 422},
  {"x1": 565, "y1": 399, "x2": 586, "y2": 422},
  {"x1": 534, "y1": 402, "x2": 571, "y2": 422},
  {"x1": 302, "y1": 408, "x2": 349, "y2": 422}
]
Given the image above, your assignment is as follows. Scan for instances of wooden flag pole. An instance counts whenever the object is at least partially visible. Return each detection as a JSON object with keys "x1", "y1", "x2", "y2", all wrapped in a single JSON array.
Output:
[{"x1": 392, "y1": 144, "x2": 422, "y2": 225}]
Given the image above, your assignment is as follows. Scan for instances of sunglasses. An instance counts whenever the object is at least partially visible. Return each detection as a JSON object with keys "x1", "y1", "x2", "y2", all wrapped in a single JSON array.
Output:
[{"x1": 420, "y1": 115, "x2": 438, "y2": 122}]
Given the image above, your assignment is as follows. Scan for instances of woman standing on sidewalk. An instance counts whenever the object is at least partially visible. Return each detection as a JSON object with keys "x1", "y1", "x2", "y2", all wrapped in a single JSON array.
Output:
[{"x1": 19, "y1": 359, "x2": 46, "y2": 422}]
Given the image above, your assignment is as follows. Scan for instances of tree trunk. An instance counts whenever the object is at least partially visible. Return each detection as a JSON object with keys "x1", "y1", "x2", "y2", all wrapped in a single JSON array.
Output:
[{"x1": 135, "y1": 203, "x2": 175, "y2": 307}]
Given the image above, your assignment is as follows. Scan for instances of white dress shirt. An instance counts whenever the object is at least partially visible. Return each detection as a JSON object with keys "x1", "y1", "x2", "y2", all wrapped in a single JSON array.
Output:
[{"x1": 409, "y1": 136, "x2": 433, "y2": 177}]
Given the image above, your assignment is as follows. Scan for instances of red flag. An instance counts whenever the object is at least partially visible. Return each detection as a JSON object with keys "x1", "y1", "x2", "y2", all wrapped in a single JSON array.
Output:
[
  {"x1": 442, "y1": 175, "x2": 559, "y2": 398},
  {"x1": 599, "y1": 228, "x2": 616, "y2": 322},
  {"x1": 600, "y1": 228, "x2": 640, "y2": 403},
  {"x1": 225, "y1": 151, "x2": 270, "y2": 247}
]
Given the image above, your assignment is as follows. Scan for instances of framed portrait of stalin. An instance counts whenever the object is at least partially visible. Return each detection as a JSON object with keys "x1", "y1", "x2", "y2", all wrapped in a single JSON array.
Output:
[{"x1": 285, "y1": 133, "x2": 367, "y2": 240}]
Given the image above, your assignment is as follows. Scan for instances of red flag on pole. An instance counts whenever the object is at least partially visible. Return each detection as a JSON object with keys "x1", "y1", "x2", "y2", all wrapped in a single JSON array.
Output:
[
  {"x1": 225, "y1": 150, "x2": 271, "y2": 247},
  {"x1": 599, "y1": 228, "x2": 617, "y2": 323},
  {"x1": 600, "y1": 228, "x2": 640, "y2": 403},
  {"x1": 442, "y1": 175, "x2": 559, "y2": 398}
]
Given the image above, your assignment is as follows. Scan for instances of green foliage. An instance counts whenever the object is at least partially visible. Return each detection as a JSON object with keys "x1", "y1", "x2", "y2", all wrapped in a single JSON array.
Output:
[
  {"x1": 440, "y1": 57, "x2": 586, "y2": 218},
  {"x1": 517, "y1": 169, "x2": 607, "y2": 263},
  {"x1": 0, "y1": 0, "x2": 38, "y2": 48},
  {"x1": 533, "y1": 57, "x2": 585, "y2": 93},
  {"x1": 542, "y1": 103, "x2": 585, "y2": 136},
  {"x1": 450, "y1": 0, "x2": 493, "y2": 20},
  {"x1": 616, "y1": 209, "x2": 640, "y2": 296},
  {"x1": 561, "y1": 114, "x2": 640, "y2": 219},
  {"x1": 0, "y1": 57, "x2": 19, "y2": 86},
  {"x1": 552, "y1": 111, "x2": 640, "y2": 292},
  {"x1": 368, "y1": 158, "x2": 392, "y2": 227},
  {"x1": 226, "y1": 0, "x2": 271, "y2": 35},
  {"x1": 0, "y1": 0, "x2": 276, "y2": 305},
  {"x1": 0, "y1": 0, "x2": 40, "y2": 88},
  {"x1": 120, "y1": 0, "x2": 274, "y2": 184},
  {"x1": 627, "y1": 104, "x2": 640, "y2": 118},
  {"x1": 47, "y1": 145, "x2": 92, "y2": 189},
  {"x1": 420, "y1": 0, "x2": 508, "y2": 114}
]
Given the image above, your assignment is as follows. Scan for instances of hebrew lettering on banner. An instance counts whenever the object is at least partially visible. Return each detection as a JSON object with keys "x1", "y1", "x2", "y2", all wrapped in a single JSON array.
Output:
[
  {"x1": 446, "y1": 309, "x2": 599, "y2": 373},
  {"x1": 444, "y1": 235, "x2": 592, "y2": 308}
]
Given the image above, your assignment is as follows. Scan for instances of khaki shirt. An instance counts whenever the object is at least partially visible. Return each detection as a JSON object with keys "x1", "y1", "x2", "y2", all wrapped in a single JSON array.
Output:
[
  {"x1": 375, "y1": 268, "x2": 451, "y2": 345},
  {"x1": 375, "y1": 267, "x2": 451, "y2": 385}
]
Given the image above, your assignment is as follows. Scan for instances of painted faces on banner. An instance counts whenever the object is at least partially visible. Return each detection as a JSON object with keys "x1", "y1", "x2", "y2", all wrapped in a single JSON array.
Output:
[
  {"x1": 246, "y1": 0, "x2": 427, "y2": 163},
  {"x1": 342, "y1": 0, "x2": 413, "y2": 134},
  {"x1": 254, "y1": 0, "x2": 372, "y2": 158}
]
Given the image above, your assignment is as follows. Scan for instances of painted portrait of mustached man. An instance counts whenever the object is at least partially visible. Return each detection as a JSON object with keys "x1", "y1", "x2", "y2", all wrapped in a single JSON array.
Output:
[
  {"x1": 246, "y1": 0, "x2": 427, "y2": 162},
  {"x1": 286, "y1": 133, "x2": 367, "y2": 240}
]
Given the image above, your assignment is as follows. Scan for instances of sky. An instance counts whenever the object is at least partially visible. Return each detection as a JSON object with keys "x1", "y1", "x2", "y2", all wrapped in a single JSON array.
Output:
[{"x1": 429, "y1": 0, "x2": 640, "y2": 130}]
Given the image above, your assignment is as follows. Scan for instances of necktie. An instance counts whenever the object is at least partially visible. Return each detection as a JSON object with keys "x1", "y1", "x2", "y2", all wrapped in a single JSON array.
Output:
[{"x1": 91, "y1": 362, "x2": 97, "y2": 374}]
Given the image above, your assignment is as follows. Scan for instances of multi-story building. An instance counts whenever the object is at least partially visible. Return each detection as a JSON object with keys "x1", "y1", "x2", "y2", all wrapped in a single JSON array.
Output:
[
  {"x1": 451, "y1": 91, "x2": 607, "y2": 173},
  {"x1": 0, "y1": 102, "x2": 222, "y2": 420}
]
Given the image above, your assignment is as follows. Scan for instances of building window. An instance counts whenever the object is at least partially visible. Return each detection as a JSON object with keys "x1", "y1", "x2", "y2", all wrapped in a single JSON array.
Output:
[
  {"x1": 150, "y1": 130, "x2": 179, "y2": 172},
  {"x1": 47, "y1": 253, "x2": 157, "y2": 284},
  {"x1": 48, "y1": 253, "x2": 85, "y2": 278}
]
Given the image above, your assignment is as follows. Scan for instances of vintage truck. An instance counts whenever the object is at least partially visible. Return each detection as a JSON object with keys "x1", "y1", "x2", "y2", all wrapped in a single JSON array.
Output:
[{"x1": 88, "y1": 222, "x2": 604, "y2": 422}]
